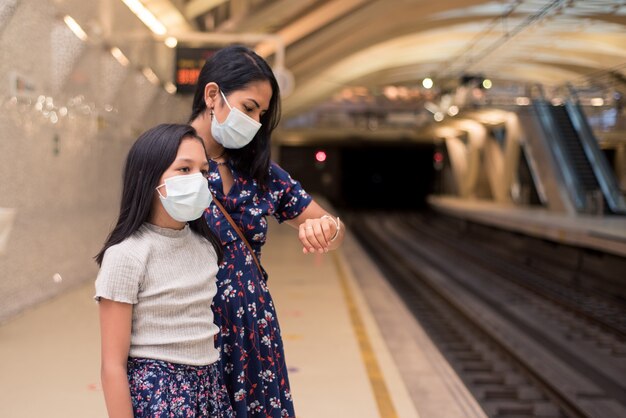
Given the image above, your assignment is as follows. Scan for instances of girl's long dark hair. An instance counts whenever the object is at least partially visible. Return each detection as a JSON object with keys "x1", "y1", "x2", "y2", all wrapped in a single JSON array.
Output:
[
  {"x1": 95, "y1": 124, "x2": 223, "y2": 266},
  {"x1": 189, "y1": 45, "x2": 281, "y2": 186}
]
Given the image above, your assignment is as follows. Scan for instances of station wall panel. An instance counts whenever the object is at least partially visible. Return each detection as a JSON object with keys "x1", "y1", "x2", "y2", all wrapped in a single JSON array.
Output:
[{"x1": 0, "y1": 0, "x2": 192, "y2": 322}]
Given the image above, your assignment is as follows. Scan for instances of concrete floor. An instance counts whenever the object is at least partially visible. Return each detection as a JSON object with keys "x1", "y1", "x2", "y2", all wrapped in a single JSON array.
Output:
[{"x1": 0, "y1": 222, "x2": 422, "y2": 418}]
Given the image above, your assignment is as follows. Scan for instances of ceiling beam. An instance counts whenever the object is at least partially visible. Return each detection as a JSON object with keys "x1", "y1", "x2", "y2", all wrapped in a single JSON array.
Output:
[
  {"x1": 133, "y1": 0, "x2": 194, "y2": 32},
  {"x1": 218, "y1": 0, "x2": 320, "y2": 32},
  {"x1": 185, "y1": 0, "x2": 228, "y2": 20},
  {"x1": 255, "y1": 0, "x2": 370, "y2": 58}
]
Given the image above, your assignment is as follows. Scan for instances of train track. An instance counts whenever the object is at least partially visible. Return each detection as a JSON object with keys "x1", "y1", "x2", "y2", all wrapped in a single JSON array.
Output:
[
  {"x1": 349, "y1": 212, "x2": 626, "y2": 418},
  {"x1": 418, "y1": 215, "x2": 626, "y2": 337}
]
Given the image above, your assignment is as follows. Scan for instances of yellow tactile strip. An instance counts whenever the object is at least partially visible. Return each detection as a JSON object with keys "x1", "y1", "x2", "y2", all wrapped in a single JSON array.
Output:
[{"x1": 332, "y1": 252, "x2": 398, "y2": 418}]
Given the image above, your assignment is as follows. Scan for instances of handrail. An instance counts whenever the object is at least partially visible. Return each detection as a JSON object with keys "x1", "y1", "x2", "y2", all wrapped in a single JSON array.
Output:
[
  {"x1": 160, "y1": 32, "x2": 287, "y2": 69},
  {"x1": 564, "y1": 83, "x2": 580, "y2": 105},
  {"x1": 565, "y1": 101, "x2": 626, "y2": 214},
  {"x1": 527, "y1": 83, "x2": 546, "y2": 101}
]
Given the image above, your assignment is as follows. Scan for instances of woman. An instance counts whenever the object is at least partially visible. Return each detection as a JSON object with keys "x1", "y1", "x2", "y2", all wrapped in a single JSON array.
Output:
[{"x1": 189, "y1": 45, "x2": 345, "y2": 417}]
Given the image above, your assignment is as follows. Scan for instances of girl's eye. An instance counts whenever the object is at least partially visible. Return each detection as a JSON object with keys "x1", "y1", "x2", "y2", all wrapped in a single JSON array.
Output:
[
  {"x1": 179, "y1": 167, "x2": 190, "y2": 173},
  {"x1": 244, "y1": 106, "x2": 253, "y2": 112}
]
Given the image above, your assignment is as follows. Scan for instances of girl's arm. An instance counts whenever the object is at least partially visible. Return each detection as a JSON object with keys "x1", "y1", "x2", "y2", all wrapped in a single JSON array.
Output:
[
  {"x1": 286, "y1": 199, "x2": 345, "y2": 254},
  {"x1": 99, "y1": 299, "x2": 134, "y2": 418}
]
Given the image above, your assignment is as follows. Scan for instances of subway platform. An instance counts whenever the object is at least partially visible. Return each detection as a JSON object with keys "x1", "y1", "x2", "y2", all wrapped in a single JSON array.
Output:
[
  {"x1": 0, "y1": 220, "x2": 485, "y2": 418},
  {"x1": 428, "y1": 196, "x2": 626, "y2": 258}
]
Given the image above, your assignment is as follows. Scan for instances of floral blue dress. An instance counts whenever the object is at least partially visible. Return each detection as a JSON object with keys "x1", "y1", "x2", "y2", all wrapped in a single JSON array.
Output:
[{"x1": 204, "y1": 161, "x2": 312, "y2": 418}]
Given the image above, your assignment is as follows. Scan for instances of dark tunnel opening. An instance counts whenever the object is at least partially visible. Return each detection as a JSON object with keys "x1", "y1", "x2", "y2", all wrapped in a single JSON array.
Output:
[{"x1": 278, "y1": 142, "x2": 435, "y2": 210}]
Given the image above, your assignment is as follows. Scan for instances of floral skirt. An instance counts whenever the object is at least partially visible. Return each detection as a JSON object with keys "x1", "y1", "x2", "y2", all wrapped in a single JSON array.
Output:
[{"x1": 127, "y1": 357, "x2": 234, "y2": 418}]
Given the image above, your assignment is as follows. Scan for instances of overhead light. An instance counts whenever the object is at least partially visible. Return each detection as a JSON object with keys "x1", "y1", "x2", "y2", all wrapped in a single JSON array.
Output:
[
  {"x1": 110, "y1": 47, "x2": 130, "y2": 67},
  {"x1": 165, "y1": 36, "x2": 178, "y2": 48},
  {"x1": 516, "y1": 97, "x2": 530, "y2": 106},
  {"x1": 383, "y1": 86, "x2": 399, "y2": 100},
  {"x1": 482, "y1": 79, "x2": 492, "y2": 89},
  {"x1": 434, "y1": 112, "x2": 444, "y2": 122},
  {"x1": 448, "y1": 105, "x2": 459, "y2": 116},
  {"x1": 142, "y1": 67, "x2": 160, "y2": 85},
  {"x1": 164, "y1": 82, "x2": 177, "y2": 94},
  {"x1": 590, "y1": 97, "x2": 604, "y2": 106},
  {"x1": 422, "y1": 77, "x2": 434, "y2": 89},
  {"x1": 121, "y1": 0, "x2": 167, "y2": 35},
  {"x1": 63, "y1": 15, "x2": 88, "y2": 41}
]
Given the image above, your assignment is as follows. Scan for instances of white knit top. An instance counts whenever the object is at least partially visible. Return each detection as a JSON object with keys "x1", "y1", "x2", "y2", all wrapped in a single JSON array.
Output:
[{"x1": 95, "y1": 223, "x2": 220, "y2": 366}]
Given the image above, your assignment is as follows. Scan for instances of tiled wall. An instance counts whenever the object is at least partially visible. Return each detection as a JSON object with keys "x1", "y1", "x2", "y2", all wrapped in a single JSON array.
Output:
[{"x1": 0, "y1": 0, "x2": 192, "y2": 322}]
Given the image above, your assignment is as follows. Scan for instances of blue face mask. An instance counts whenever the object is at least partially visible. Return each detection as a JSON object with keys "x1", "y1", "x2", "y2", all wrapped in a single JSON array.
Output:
[
  {"x1": 211, "y1": 90, "x2": 262, "y2": 149},
  {"x1": 156, "y1": 172, "x2": 212, "y2": 222}
]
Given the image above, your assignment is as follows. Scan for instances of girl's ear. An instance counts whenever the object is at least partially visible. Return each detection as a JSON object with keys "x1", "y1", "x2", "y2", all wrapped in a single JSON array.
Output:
[{"x1": 204, "y1": 82, "x2": 219, "y2": 109}]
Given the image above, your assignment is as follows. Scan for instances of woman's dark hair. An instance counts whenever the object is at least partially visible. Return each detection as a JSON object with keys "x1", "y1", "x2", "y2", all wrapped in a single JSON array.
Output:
[
  {"x1": 189, "y1": 45, "x2": 281, "y2": 186},
  {"x1": 95, "y1": 123, "x2": 223, "y2": 266}
]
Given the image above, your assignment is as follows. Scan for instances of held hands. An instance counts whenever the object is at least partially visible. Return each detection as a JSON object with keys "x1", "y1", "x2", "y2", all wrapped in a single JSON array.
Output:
[{"x1": 298, "y1": 215, "x2": 341, "y2": 254}]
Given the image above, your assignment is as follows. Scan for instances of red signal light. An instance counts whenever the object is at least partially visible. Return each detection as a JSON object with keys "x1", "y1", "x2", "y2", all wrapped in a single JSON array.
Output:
[
  {"x1": 433, "y1": 151, "x2": 443, "y2": 163},
  {"x1": 315, "y1": 151, "x2": 327, "y2": 163}
]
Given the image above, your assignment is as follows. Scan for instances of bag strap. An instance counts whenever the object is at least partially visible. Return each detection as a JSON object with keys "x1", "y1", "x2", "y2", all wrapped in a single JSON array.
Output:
[{"x1": 211, "y1": 195, "x2": 264, "y2": 277}]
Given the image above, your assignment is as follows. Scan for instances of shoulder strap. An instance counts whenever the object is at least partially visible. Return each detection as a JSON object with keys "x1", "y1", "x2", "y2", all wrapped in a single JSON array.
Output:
[{"x1": 211, "y1": 196, "x2": 264, "y2": 277}]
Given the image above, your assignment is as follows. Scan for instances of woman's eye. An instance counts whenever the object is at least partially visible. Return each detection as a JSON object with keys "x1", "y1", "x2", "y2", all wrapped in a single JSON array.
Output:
[
  {"x1": 179, "y1": 167, "x2": 190, "y2": 173},
  {"x1": 244, "y1": 106, "x2": 253, "y2": 112}
]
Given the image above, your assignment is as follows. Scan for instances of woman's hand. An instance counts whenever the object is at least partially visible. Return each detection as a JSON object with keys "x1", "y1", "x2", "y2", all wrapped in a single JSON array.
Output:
[
  {"x1": 298, "y1": 215, "x2": 339, "y2": 254},
  {"x1": 288, "y1": 200, "x2": 345, "y2": 253}
]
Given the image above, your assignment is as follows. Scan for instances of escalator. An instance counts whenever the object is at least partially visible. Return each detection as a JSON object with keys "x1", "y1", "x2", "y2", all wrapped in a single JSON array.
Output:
[
  {"x1": 549, "y1": 105, "x2": 606, "y2": 212},
  {"x1": 533, "y1": 100, "x2": 626, "y2": 215},
  {"x1": 565, "y1": 101, "x2": 626, "y2": 215}
]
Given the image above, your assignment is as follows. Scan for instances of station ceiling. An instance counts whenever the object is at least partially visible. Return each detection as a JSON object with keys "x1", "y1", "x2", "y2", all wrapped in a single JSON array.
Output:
[{"x1": 116, "y1": 0, "x2": 626, "y2": 117}]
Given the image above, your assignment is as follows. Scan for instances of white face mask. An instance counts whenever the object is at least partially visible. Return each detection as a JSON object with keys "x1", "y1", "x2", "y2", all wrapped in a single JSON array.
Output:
[
  {"x1": 211, "y1": 90, "x2": 262, "y2": 149},
  {"x1": 156, "y1": 172, "x2": 212, "y2": 222}
]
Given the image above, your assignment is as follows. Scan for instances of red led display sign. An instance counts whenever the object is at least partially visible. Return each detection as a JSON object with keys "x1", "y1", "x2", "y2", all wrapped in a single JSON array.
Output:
[{"x1": 175, "y1": 47, "x2": 220, "y2": 94}]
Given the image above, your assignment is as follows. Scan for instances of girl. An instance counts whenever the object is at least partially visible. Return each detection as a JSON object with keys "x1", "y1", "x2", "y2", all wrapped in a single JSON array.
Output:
[
  {"x1": 189, "y1": 46, "x2": 345, "y2": 417},
  {"x1": 94, "y1": 124, "x2": 233, "y2": 418}
]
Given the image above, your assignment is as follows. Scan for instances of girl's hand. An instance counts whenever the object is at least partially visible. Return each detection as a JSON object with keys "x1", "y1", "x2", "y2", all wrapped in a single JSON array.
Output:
[{"x1": 298, "y1": 215, "x2": 339, "y2": 254}]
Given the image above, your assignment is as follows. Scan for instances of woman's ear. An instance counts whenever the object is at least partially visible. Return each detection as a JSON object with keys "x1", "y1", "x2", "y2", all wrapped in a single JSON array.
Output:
[{"x1": 204, "y1": 82, "x2": 219, "y2": 108}]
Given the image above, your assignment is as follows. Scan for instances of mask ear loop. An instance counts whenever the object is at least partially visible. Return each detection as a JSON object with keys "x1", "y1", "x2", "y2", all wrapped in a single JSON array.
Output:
[
  {"x1": 220, "y1": 90, "x2": 233, "y2": 111},
  {"x1": 219, "y1": 89, "x2": 261, "y2": 127},
  {"x1": 155, "y1": 183, "x2": 167, "y2": 198}
]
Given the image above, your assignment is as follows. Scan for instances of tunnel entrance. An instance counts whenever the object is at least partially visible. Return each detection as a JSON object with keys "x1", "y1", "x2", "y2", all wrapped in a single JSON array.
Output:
[{"x1": 279, "y1": 142, "x2": 435, "y2": 210}]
